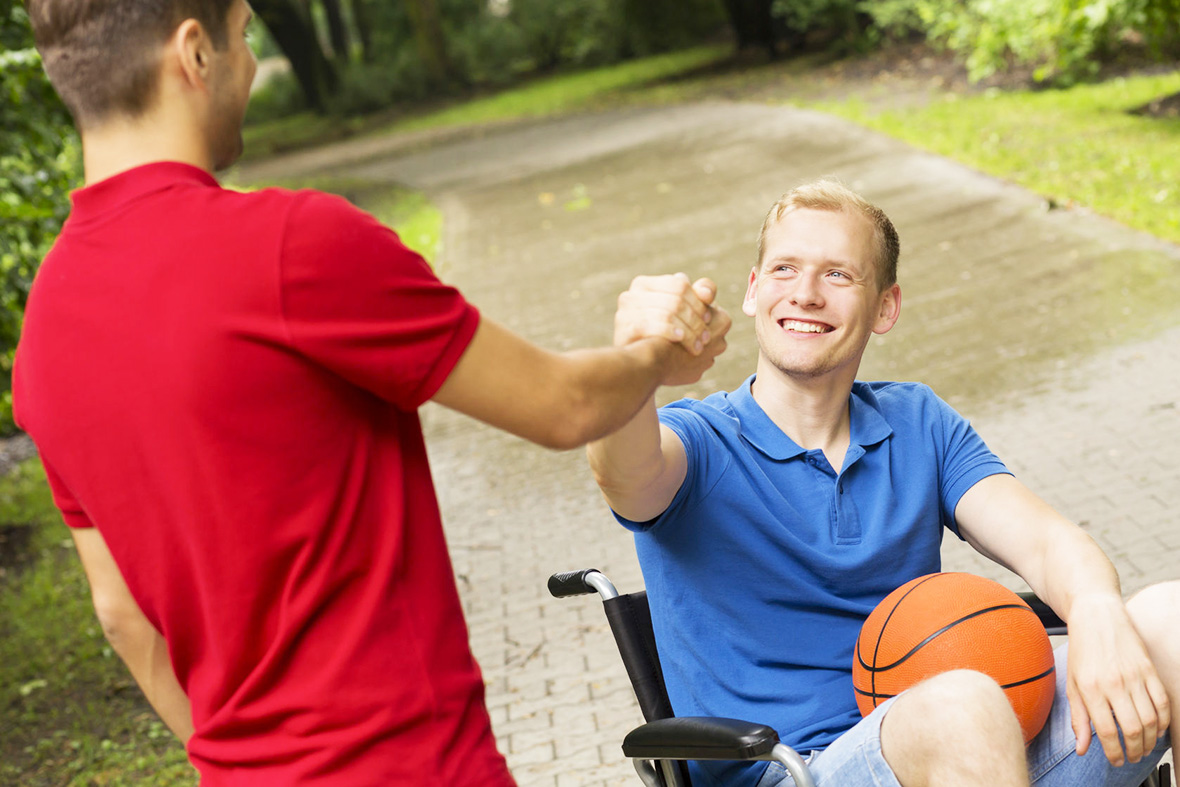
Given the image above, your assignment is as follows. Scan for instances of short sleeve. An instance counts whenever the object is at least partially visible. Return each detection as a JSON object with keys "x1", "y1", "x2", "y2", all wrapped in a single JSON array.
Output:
[
  {"x1": 42, "y1": 457, "x2": 95, "y2": 530},
  {"x1": 932, "y1": 393, "x2": 1011, "y2": 532},
  {"x1": 279, "y1": 191, "x2": 480, "y2": 410},
  {"x1": 612, "y1": 401, "x2": 727, "y2": 533}
]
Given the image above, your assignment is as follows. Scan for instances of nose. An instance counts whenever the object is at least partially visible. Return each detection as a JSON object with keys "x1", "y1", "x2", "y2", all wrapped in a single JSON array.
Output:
[{"x1": 789, "y1": 270, "x2": 824, "y2": 309}]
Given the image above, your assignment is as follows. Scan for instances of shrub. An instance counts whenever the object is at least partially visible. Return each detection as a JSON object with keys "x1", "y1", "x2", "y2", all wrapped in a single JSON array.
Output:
[
  {"x1": 0, "y1": 1, "x2": 81, "y2": 433},
  {"x1": 863, "y1": 0, "x2": 1180, "y2": 84}
]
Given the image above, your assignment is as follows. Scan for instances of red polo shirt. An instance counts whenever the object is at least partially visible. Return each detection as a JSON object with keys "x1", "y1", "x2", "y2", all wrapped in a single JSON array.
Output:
[{"x1": 14, "y1": 162, "x2": 514, "y2": 786}]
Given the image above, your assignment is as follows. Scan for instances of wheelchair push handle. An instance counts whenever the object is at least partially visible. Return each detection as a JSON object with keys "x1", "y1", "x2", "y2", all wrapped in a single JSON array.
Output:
[{"x1": 548, "y1": 569, "x2": 619, "y2": 600}]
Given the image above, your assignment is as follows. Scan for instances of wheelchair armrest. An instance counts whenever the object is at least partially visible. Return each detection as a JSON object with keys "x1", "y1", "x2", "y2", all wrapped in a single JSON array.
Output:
[
  {"x1": 622, "y1": 716, "x2": 780, "y2": 761},
  {"x1": 1018, "y1": 591, "x2": 1068, "y2": 635}
]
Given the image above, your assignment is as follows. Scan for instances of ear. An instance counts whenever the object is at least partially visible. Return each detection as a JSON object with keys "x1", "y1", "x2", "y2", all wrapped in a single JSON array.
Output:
[
  {"x1": 172, "y1": 18, "x2": 212, "y2": 90},
  {"x1": 742, "y1": 267, "x2": 758, "y2": 318},
  {"x1": 872, "y1": 283, "x2": 901, "y2": 335}
]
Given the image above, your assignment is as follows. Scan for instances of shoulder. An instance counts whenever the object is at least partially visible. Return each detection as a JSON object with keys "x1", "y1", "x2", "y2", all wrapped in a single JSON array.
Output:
[
  {"x1": 855, "y1": 380, "x2": 955, "y2": 416},
  {"x1": 660, "y1": 390, "x2": 739, "y2": 433},
  {"x1": 854, "y1": 380, "x2": 972, "y2": 435}
]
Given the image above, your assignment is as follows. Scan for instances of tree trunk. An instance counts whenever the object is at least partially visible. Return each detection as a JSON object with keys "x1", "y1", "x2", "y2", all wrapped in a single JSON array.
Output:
[
  {"x1": 350, "y1": 0, "x2": 372, "y2": 63},
  {"x1": 320, "y1": 0, "x2": 350, "y2": 59},
  {"x1": 253, "y1": 0, "x2": 337, "y2": 111},
  {"x1": 404, "y1": 0, "x2": 453, "y2": 86},
  {"x1": 720, "y1": 0, "x2": 778, "y2": 58}
]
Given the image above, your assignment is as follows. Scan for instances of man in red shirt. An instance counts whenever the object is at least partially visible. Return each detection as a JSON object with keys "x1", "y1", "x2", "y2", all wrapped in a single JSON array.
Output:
[{"x1": 14, "y1": 1, "x2": 729, "y2": 783}]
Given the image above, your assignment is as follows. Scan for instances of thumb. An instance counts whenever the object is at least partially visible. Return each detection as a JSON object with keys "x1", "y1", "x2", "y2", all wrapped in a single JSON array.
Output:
[{"x1": 692, "y1": 277, "x2": 717, "y2": 305}]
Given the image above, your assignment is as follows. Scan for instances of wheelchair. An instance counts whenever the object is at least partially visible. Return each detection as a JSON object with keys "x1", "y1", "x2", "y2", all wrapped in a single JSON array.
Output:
[{"x1": 548, "y1": 568, "x2": 1173, "y2": 787}]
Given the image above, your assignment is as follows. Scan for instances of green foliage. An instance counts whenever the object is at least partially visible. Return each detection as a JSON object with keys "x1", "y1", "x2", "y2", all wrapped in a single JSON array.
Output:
[
  {"x1": 505, "y1": 0, "x2": 622, "y2": 70},
  {"x1": 771, "y1": 0, "x2": 867, "y2": 50},
  {"x1": 0, "y1": 0, "x2": 82, "y2": 433},
  {"x1": 0, "y1": 459, "x2": 194, "y2": 785},
  {"x1": 862, "y1": 0, "x2": 1180, "y2": 84},
  {"x1": 816, "y1": 70, "x2": 1180, "y2": 241},
  {"x1": 296, "y1": 0, "x2": 728, "y2": 116}
]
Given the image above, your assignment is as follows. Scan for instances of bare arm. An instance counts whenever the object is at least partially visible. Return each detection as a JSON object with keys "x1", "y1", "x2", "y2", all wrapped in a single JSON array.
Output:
[
  {"x1": 432, "y1": 274, "x2": 728, "y2": 452},
  {"x1": 71, "y1": 528, "x2": 194, "y2": 742},
  {"x1": 956, "y1": 473, "x2": 1169, "y2": 766},
  {"x1": 586, "y1": 275, "x2": 727, "y2": 522}
]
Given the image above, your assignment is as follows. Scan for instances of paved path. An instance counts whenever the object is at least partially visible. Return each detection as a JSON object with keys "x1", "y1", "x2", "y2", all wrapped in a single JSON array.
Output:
[{"x1": 244, "y1": 101, "x2": 1180, "y2": 785}]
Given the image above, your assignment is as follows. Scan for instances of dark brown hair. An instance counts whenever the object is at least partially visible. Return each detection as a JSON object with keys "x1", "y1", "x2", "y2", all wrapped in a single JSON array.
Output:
[
  {"x1": 26, "y1": 0, "x2": 235, "y2": 128},
  {"x1": 758, "y1": 178, "x2": 901, "y2": 290}
]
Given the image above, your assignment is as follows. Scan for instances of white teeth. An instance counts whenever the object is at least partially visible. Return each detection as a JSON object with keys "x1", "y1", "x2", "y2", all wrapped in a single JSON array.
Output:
[{"x1": 782, "y1": 320, "x2": 829, "y2": 333}]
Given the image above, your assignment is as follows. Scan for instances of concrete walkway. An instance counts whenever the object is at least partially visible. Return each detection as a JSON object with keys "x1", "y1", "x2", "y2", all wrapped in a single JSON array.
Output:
[{"x1": 242, "y1": 101, "x2": 1180, "y2": 785}]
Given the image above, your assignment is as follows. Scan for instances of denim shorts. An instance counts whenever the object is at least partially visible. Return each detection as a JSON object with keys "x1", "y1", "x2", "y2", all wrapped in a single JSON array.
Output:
[{"x1": 757, "y1": 644, "x2": 1170, "y2": 787}]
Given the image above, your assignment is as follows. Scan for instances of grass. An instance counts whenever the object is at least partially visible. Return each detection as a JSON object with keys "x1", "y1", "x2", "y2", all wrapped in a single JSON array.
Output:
[
  {"x1": 241, "y1": 45, "x2": 729, "y2": 161},
  {"x1": 0, "y1": 459, "x2": 194, "y2": 786},
  {"x1": 809, "y1": 72, "x2": 1180, "y2": 244}
]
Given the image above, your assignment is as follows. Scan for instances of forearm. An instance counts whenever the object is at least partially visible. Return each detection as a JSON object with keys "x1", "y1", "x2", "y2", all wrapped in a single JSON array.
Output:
[
  {"x1": 105, "y1": 618, "x2": 194, "y2": 742},
  {"x1": 957, "y1": 474, "x2": 1122, "y2": 620},
  {"x1": 553, "y1": 339, "x2": 675, "y2": 449},
  {"x1": 434, "y1": 319, "x2": 680, "y2": 451},
  {"x1": 1035, "y1": 523, "x2": 1122, "y2": 624}
]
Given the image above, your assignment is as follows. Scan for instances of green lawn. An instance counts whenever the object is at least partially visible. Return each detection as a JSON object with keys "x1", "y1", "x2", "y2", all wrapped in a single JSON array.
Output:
[
  {"x1": 0, "y1": 460, "x2": 194, "y2": 786},
  {"x1": 813, "y1": 72, "x2": 1180, "y2": 244}
]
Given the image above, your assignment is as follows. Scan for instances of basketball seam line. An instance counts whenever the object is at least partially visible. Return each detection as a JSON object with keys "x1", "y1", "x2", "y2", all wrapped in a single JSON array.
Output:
[
  {"x1": 853, "y1": 665, "x2": 1056, "y2": 700},
  {"x1": 858, "y1": 603, "x2": 1041, "y2": 673},
  {"x1": 865, "y1": 574, "x2": 942, "y2": 709}
]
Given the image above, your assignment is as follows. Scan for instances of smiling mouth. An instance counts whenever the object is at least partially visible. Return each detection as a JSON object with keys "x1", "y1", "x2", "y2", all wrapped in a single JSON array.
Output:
[{"x1": 780, "y1": 319, "x2": 833, "y2": 334}]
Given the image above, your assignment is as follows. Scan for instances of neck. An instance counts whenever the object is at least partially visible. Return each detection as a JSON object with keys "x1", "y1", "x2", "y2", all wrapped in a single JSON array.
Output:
[
  {"x1": 81, "y1": 111, "x2": 213, "y2": 185},
  {"x1": 750, "y1": 358, "x2": 854, "y2": 459}
]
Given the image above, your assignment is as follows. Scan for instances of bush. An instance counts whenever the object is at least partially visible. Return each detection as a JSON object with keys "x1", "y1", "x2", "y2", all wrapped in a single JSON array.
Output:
[
  {"x1": 863, "y1": 0, "x2": 1180, "y2": 84},
  {"x1": 0, "y1": 0, "x2": 81, "y2": 433}
]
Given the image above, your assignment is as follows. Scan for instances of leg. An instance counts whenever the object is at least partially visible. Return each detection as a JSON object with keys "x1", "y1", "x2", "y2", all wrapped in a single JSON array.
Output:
[
  {"x1": 1030, "y1": 642, "x2": 1170, "y2": 786},
  {"x1": 880, "y1": 669, "x2": 1029, "y2": 787},
  {"x1": 1126, "y1": 581, "x2": 1180, "y2": 757}
]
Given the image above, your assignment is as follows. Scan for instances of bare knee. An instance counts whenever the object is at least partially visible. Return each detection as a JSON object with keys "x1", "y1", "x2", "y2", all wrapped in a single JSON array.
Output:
[
  {"x1": 882, "y1": 670, "x2": 1028, "y2": 787},
  {"x1": 887, "y1": 670, "x2": 1016, "y2": 742},
  {"x1": 1127, "y1": 581, "x2": 1180, "y2": 647}
]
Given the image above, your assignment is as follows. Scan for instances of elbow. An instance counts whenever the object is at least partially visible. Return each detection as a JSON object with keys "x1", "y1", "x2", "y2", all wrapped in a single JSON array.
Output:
[
  {"x1": 537, "y1": 411, "x2": 598, "y2": 451},
  {"x1": 91, "y1": 595, "x2": 145, "y2": 654},
  {"x1": 532, "y1": 383, "x2": 606, "y2": 451}
]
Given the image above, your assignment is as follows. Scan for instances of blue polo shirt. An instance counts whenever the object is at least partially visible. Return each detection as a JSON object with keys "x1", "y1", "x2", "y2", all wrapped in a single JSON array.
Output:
[{"x1": 617, "y1": 376, "x2": 1009, "y2": 787}]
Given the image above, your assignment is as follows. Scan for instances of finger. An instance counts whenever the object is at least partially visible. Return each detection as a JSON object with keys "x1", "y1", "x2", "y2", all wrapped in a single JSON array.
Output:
[
  {"x1": 632, "y1": 275, "x2": 711, "y2": 319},
  {"x1": 1146, "y1": 673, "x2": 1170, "y2": 737},
  {"x1": 1086, "y1": 698, "x2": 1125, "y2": 767},
  {"x1": 692, "y1": 277, "x2": 717, "y2": 306},
  {"x1": 708, "y1": 306, "x2": 733, "y2": 340},
  {"x1": 1068, "y1": 681, "x2": 1093, "y2": 757},
  {"x1": 1109, "y1": 688, "x2": 1149, "y2": 763}
]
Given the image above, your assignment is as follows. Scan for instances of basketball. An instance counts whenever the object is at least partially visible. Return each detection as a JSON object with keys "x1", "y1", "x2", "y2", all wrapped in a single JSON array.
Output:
[{"x1": 853, "y1": 572, "x2": 1056, "y2": 744}]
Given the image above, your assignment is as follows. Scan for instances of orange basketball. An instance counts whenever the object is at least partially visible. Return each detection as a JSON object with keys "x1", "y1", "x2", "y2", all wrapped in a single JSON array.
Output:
[{"x1": 853, "y1": 572, "x2": 1056, "y2": 744}]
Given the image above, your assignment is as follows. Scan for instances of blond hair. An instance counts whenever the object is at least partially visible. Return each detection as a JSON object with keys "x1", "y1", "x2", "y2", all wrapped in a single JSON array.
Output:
[{"x1": 758, "y1": 179, "x2": 900, "y2": 290}]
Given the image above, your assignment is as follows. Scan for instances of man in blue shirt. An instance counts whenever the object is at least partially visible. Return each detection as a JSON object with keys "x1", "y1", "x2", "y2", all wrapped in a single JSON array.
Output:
[{"x1": 589, "y1": 180, "x2": 1178, "y2": 787}]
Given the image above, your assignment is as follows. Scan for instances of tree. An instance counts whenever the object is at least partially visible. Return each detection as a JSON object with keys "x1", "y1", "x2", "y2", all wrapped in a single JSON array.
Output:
[
  {"x1": 252, "y1": 0, "x2": 339, "y2": 111},
  {"x1": 0, "y1": 0, "x2": 81, "y2": 430},
  {"x1": 405, "y1": 0, "x2": 457, "y2": 86},
  {"x1": 720, "y1": 0, "x2": 779, "y2": 57}
]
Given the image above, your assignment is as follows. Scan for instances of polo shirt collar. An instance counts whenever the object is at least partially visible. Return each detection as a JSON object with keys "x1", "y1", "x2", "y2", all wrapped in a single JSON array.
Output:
[
  {"x1": 729, "y1": 374, "x2": 894, "y2": 460},
  {"x1": 70, "y1": 162, "x2": 218, "y2": 221}
]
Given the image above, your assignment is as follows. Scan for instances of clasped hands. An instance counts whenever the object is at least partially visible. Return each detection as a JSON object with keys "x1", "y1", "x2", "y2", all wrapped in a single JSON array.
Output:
[{"x1": 614, "y1": 273, "x2": 732, "y2": 387}]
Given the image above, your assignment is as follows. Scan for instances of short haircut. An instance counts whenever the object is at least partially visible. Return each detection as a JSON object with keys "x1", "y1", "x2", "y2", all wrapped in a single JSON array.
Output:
[
  {"x1": 758, "y1": 179, "x2": 900, "y2": 290},
  {"x1": 27, "y1": 0, "x2": 235, "y2": 129}
]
